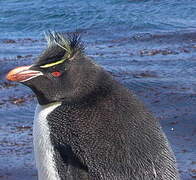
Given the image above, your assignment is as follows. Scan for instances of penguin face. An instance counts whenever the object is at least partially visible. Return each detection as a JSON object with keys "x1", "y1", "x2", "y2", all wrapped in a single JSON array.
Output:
[{"x1": 6, "y1": 32, "x2": 102, "y2": 105}]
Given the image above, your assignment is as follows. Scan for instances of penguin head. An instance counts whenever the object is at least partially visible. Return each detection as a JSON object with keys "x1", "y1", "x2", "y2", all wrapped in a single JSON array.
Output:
[{"x1": 6, "y1": 32, "x2": 106, "y2": 105}]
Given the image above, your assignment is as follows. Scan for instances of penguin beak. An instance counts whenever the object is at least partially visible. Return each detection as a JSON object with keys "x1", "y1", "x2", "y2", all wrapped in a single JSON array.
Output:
[{"x1": 6, "y1": 65, "x2": 43, "y2": 82}]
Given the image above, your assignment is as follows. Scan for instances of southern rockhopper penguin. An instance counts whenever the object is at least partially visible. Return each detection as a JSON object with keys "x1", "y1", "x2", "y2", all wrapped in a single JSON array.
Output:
[{"x1": 6, "y1": 32, "x2": 180, "y2": 180}]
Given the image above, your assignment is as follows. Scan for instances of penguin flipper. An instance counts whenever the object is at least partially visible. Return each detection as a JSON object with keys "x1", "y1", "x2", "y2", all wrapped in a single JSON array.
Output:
[{"x1": 53, "y1": 143, "x2": 90, "y2": 180}]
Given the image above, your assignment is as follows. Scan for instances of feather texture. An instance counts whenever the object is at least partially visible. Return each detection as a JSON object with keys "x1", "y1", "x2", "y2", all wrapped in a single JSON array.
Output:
[{"x1": 44, "y1": 31, "x2": 84, "y2": 59}]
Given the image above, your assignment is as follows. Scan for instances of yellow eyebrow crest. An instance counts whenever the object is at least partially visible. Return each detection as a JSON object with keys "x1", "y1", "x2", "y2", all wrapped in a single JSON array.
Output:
[{"x1": 40, "y1": 59, "x2": 65, "y2": 68}]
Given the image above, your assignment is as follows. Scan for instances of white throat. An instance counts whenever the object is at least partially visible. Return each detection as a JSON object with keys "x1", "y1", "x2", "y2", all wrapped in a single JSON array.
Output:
[{"x1": 33, "y1": 102, "x2": 62, "y2": 180}]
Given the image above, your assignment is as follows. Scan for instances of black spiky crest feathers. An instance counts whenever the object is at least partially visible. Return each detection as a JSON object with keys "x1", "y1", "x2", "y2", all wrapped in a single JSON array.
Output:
[
  {"x1": 35, "y1": 31, "x2": 84, "y2": 66},
  {"x1": 45, "y1": 31, "x2": 84, "y2": 57}
]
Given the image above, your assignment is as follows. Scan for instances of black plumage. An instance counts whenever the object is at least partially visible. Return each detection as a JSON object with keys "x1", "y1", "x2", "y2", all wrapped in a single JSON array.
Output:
[
  {"x1": 7, "y1": 32, "x2": 180, "y2": 180},
  {"x1": 47, "y1": 74, "x2": 179, "y2": 180}
]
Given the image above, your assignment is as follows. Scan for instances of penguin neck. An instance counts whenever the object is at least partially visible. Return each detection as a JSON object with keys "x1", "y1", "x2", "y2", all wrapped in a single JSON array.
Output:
[{"x1": 37, "y1": 102, "x2": 62, "y2": 109}]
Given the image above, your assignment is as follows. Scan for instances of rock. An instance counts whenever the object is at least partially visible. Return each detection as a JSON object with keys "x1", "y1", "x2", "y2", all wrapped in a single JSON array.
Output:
[{"x1": 3, "y1": 39, "x2": 16, "y2": 43}]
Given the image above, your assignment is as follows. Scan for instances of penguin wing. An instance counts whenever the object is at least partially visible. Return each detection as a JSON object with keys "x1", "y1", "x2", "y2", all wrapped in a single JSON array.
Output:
[{"x1": 52, "y1": 143, "x2": 91, "y2": 180}]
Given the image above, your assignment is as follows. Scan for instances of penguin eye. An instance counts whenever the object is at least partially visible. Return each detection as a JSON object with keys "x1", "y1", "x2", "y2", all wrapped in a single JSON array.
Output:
[{"x1": 51, "y1": 71, "x2": 62, "y2": 77}]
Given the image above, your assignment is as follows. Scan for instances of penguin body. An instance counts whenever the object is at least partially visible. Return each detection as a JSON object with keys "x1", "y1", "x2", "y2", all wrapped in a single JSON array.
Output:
[
  {"x1": 6, "y1": 32, "x2": 180, "y2": 180},
  {"x1": 46, "y1": 77, "x2": 179, "y2": 180}
]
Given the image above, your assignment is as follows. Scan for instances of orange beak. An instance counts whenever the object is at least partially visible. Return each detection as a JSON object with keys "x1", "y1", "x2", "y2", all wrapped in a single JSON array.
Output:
[{"x1": 6, "y1": 65, "x2": 43, "y2": 82}]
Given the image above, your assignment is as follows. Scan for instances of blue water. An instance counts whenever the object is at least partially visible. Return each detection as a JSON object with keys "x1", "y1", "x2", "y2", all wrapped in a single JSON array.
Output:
[
  {"x1": 1, "y1": 0, "x2": 196, "y2": 38},
  {"x1": 1, "y1": 0, "x2": 196, "y2": 86},
  {"x1": 1, "y1": 0, "x2": 196, "y2": 179}
]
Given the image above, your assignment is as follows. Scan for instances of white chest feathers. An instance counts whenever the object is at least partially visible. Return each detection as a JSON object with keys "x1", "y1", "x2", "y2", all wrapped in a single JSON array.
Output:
[{"x1": 33, "y1": 102, "x2": 62, "y2": 180}]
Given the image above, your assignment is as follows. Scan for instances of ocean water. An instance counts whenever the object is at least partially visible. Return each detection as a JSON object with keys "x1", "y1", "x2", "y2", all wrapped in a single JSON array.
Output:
[
  {"x1": 1, "y1": 0, "x2": 196, "y2": 38},
  {"x1": 1, "y1": 0, "x2": 196, "y2": 85},
  {"x1": 0, "y1": 0, "x2": 196, "y2": 179}
]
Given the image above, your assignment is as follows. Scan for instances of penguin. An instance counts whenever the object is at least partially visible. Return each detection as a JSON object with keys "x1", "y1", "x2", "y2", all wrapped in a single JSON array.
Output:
[{"x1": 6, "y1": 32, "x2": 180, "y2": 180}]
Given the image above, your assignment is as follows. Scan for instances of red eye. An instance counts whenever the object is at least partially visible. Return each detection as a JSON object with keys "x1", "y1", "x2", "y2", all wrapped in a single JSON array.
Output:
[{"x1": 51, "y1": 71, "x2": 62, "y2": 77}]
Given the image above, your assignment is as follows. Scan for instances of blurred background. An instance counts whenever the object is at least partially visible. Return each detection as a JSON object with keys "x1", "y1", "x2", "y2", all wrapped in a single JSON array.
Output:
[{"x1": 0, "y1": 0, "x2": 196, "y2": 179}]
